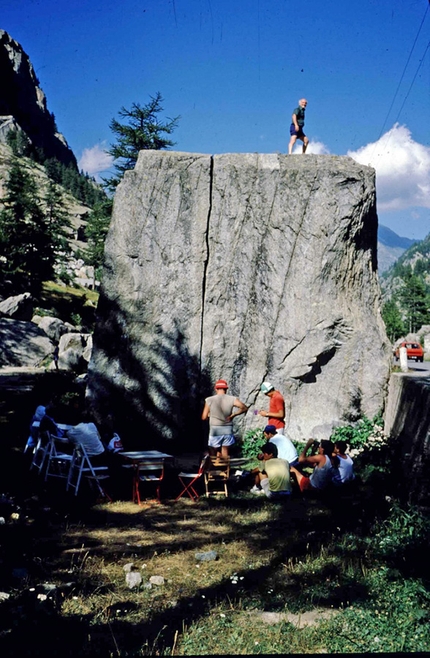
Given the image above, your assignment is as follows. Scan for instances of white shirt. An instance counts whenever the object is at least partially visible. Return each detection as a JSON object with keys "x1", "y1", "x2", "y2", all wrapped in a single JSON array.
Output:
[
  {"x1": 269, "y1": 434, "x2": 298, "y2": 464},
  {"x1": 67, "y1": 422, "x2": 105, "y2": 456}
]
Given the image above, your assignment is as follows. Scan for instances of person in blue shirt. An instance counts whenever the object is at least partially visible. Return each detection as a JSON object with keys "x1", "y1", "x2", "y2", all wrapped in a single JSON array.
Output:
[{"x1": 288, "y1": 98, "x2": 309, "y2": 154}]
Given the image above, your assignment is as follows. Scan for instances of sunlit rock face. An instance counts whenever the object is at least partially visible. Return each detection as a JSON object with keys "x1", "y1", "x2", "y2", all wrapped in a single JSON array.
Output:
[
  {"x1": 88, "y1": 151, "x2": 391, "y2": 448},
  {"x1": 0, "y1": 30, "x2": 76, "y2": 167}
]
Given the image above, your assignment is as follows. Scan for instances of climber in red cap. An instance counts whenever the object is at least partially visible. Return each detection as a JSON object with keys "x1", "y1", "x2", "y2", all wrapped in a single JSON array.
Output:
[{"x1": 201, "y1": 379, "x2": 248, "y2": 457}]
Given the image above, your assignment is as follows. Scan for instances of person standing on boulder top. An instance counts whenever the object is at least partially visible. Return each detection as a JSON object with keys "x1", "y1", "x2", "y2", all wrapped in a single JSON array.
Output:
[
  {"x1": 201, "y1": 379, "x2": 248, "y2": 458},
  {"x1": 288, "y1": 98, "x2": 309, "y2": 154}
]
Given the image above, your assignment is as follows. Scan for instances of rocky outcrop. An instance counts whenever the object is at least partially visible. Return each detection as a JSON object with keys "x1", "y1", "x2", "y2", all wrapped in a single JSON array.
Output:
[
  {"x1": 0, "y1": 293, "x2": 33, "y2": 320},
  {"x1": 88, "y1": 152, "x2": 391, "y2": 447},
  {"x1": 0, "y1": 30, "x2": 76, "y2": 168},
  {"x1": 53, "y1": 332, "x2": 92, "y2": 372},
  {"x1": 0, "y1": 318, "x2": 53, "y2": 367}
]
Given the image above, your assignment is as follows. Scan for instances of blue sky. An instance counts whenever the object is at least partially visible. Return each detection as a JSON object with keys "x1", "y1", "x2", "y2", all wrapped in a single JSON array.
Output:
[{"x1": 2, "y1": 0, "x2": 430, "y2": 239}]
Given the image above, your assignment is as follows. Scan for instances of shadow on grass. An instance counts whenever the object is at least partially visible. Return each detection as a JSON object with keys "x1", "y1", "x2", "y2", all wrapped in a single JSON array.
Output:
[{"x1": 0, "y1": 470, "x2": 382, "y2": 656}]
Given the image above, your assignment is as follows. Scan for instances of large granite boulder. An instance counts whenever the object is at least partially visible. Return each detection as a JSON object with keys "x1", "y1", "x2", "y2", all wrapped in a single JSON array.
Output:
[
  {"x1": 0, "y1": 293, "x2": 33, "y2": 320},
  {"x1": 0, "y1": 318, "x2": 54, "y2": 367},
  {"x1": 52, "y1": 332, "x2": 92, "y2": 372},
  {"x1": 35, "y1": 316, "x2": 73, "y2": 342},
  {"x1": 87, "y1": 152, "x2": 391, "y2": 448}
]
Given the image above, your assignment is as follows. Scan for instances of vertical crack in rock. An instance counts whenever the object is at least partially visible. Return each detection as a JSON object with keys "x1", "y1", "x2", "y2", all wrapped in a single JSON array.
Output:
[{"x1": 199, "y1": 155, "x2": 213, "y2": 379}]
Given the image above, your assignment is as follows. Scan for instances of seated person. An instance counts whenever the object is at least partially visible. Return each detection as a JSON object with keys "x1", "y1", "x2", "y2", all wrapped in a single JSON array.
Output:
[
  {"x1": 24, "y1": 402, "x2": 48, "y2": 451},
  {"x1": 290, "y1": 438, "x2": 335, "y2": 493},
  {"x1": 65, "y1": 411, "x2": 106, "y2": 466},
  {"x1": 331, "y1": 440, "x2": 355, "y2": 486},
  {"x1": 39, "y1": 402, "x2": 66, "y2": 438},
  {"x1": 260, "y1": 425, "x2": 299, "y2": 467},
  {"x1": 251, "y1": 442, "x2": 291, "y2": 500}
]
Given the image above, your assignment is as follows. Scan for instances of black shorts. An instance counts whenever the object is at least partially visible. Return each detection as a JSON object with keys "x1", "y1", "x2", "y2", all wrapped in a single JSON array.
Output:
[{"x1": 290, "y1": 123, "x2": 305, "y2": 138}]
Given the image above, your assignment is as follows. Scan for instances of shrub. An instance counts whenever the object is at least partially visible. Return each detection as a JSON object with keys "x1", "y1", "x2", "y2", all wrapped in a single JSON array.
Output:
[
  {"x1": 330, "y1": 415, "x2": 386, "y2": 458},
  {"x1": 239, "y1": 428, "x2": 264, "y2": 458}
]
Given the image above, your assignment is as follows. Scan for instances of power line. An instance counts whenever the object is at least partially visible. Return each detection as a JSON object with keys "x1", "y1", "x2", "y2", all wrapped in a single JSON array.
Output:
[
  {"x1": 376, "y1": 2, "x2": 429, "y2": 142},
  {"x1": 394, "y1": 39, "x2": 430, "y2": 124}
]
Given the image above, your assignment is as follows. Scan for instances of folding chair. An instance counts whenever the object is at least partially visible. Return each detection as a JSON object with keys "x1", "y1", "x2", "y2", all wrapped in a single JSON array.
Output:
[
  {"x1": 30, "y1": 430, "x2": 50, "y2": 475},
  {"x1": 132, "y1": 460, "x2": 165, "y2": 505},
  {"x1": 204, "y1": 456, "x2": 230, "y2": 497},
  {"x1": 175, "y1": 454, "x2": 210, "y2": 502},
  {"x1": 67, "y1": 444, "x2": 111, "y2": 500},
  {"x1": 44, "y1": 433, "x2": 73, "y2": 483}
]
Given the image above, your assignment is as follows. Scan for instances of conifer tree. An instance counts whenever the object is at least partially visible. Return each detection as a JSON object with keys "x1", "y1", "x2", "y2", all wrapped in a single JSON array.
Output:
[
  {"x1": 382, "y1": 299, "x2": 406, "y2": 342},
  {"x1": 398, "y1": 273, "x2": 430, "y2": 334},
  {"x1": 84, "y1": 197, "x2": 113, "y2": 283},
  {"x1": 106, "y1": 92, "x2": 180, "y2": 191},
  {"x1": 44, "y1": 179, "x2": 71, "y2": 255},
  {"x1": 0, "y1": 161, "x2": 54, "y2": 293}
]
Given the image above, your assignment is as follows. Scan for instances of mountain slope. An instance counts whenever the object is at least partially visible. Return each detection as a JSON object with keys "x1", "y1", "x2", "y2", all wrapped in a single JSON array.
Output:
[
  {"x1": 0, "y1": 30, "x2": 76, "y2": 168},
  {"x1": 377, "y1": 224, "x2": 419, "y2": 273}
]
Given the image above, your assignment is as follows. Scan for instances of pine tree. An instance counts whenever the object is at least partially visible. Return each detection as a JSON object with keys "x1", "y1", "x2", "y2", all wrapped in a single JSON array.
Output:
[
  {"x1": 84, "y1": 197, "x2": 114, "y2": 282},
  {"x1": 105, "y1": 92, "x2": 180, "y2": 191},
  {"x1": 398, "y1": 273, "x2": 430, "y2": 334},
  {"x1": 0, "y1": 161, "x2": 54, "y2": 293},
  {"x1": 382, "y1": 299, "x2": 406, "y2": 342},
  {"x1": 44, "y1": 180, "x2": 71, "y2": 255}
]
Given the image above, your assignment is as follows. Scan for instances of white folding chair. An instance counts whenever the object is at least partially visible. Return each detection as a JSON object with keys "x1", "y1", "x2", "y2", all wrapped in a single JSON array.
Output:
[
  {"x1": 30, "y1": 430, "x2": 50, "y2": 475},
  {"x1": 67, "y1": 444, "x2": 111, "y2": 500},
  {"x1": 44, "y1": 433, "x2": 74, "y2": 482}
]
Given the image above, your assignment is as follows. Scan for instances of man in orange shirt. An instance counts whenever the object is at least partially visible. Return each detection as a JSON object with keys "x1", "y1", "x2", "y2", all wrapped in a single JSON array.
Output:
[{"x1": 258, "y1": 382, "x2": 286, "y2": 434}]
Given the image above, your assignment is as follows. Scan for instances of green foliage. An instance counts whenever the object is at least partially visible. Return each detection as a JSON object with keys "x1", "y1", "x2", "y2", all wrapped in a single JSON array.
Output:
[
  {"x1": 6, "y1": 128, "x2": 31, "y2": 157},
  {"x1": 397, "y1": 272, "x2": 430, "y2": 333},
  {"x1": 382, "y1": 233, "x2": 430, "y2": 335},
  {"x1": 70, "y1": 312, "x2": 82, "y2": 328},
  {"x1": 83, "y1": 197, "x2": 113, "y2": 276},
  {"x1": 0, "y1": 160, "x2": 56, "y2": 294},
  {"x1": 44, "y1": 158, "x2": 106, "y2": 207},
  {"x1": 325, "y1": 576, "x2": 430, "y2": 653},
  {"x1": 239, "y1": 428, "x2": 264, "y2": 458},
  {"x1": 382, "y1": 298, "x2": 405, "y2": 341},
  {"x1": 44, "y1": 179, "x2": 71, "y2": 254},
  {"x1": 330, "y1": 415, "x2": 384, "y2": 452},
  {"x1": 373, "y1": 501, "x2": 430, "y2": 559},
  {"x1": 105, "y1": 92, "x2": 180, "y2": 191}
]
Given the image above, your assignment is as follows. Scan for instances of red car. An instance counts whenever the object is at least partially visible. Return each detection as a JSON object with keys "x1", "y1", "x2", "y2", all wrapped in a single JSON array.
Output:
[{"x1": 394, "y1": 341, "x2": 424, "y2": 362}]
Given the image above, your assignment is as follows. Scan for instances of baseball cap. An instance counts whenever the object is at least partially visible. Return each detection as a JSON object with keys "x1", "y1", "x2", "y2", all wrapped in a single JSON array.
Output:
[
  {"x1": 215, "y1": 379, "x2": 229, "y2": 389},
  {"x1": 260, "y1": 381, "x2": 274, "y2": 394},
  {"x1": 264, "y1": 425, "x2": 277, "y2": 435}
]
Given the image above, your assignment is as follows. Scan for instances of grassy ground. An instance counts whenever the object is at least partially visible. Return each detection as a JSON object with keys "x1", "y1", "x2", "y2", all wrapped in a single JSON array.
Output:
[
  {"x1": 37, "y1": 281, "x2": 99, "y2": 331},
  {"x1": 0, "y1": 319, "x2": 429, "y2": 654},
  {"x1": 1, "y1": 441, "x2": 429, "y2": 656}
]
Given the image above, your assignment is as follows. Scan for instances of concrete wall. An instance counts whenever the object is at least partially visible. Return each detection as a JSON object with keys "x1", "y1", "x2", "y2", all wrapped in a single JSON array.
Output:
[{"x1": 384, "y1": 372, "x2": 430, "y2": 507}]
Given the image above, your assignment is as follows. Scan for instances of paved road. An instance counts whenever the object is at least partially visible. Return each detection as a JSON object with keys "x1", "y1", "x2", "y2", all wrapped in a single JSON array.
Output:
[{"x1": 392, "y1": 358, "x2": 430, "y2": 373}]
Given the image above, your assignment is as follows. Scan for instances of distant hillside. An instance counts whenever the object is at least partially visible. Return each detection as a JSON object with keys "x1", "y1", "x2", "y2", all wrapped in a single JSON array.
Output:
[
  {"x1": 380, "y1": 231, "x2": 430, "y2": 338},
  {"x1": 377, "y1": 224, "x2": 419, "y2": 273},
  {"x1": 0, "y1": 143, "x2": 90, "y2": 255}
]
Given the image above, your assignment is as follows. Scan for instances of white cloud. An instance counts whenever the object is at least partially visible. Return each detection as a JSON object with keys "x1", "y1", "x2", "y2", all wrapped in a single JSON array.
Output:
[
  {"x1": 347, "y1": 124, "x2": 430, "y2": 212},
  {"x1": 292, "y1": 139, "x2": 330, "y2": 155},
  {"x1": 78, "y1": 142, "x2": 114, "y2": 180},
  {"x1": 306, "y1": 140, "x2": 330, "y2": 155}
]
